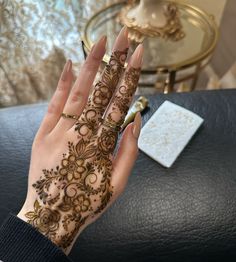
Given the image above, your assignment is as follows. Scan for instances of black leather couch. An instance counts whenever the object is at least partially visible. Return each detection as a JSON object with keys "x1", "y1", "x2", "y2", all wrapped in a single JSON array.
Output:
[{"x1": 0, "y1": 90, "x2": 236, "y2": 262}]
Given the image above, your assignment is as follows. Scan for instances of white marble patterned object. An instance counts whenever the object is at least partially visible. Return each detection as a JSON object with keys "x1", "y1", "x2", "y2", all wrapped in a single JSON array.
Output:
[{"x1": 138, "y1": 101, "x2": 204, "y2": 168}]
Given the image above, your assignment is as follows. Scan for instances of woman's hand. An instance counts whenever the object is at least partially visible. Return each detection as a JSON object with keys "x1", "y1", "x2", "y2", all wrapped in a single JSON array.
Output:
[{"x1": 17, "y1": 27, "x2": 143, "y2": 254}]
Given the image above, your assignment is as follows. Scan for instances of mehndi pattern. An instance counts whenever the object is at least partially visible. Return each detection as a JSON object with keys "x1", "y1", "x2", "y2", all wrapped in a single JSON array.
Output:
[{"x1": 25, "y1": 49, "x2": 141, "y2": 251}]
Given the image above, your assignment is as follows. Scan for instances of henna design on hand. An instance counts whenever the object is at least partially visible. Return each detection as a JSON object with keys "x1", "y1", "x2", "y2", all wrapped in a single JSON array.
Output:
[
  {"x1": 24, "y1": 49, "x2": 141, "y2": 252},
  {"x1": 25, "y1": 200, "x2": 61, "y2": 238},
  {"x1": 75, "y1": 49, "x2": 128, "y2": 138},
  {"x1": 25, "y1": 127, "x2": 118, "y2": 250},
  {"x1": 106, "y1": 67, "x2": 141, "y2": 127},
  {"x1": 26, "y1": 132, "x2": 116, "y2": 250}
]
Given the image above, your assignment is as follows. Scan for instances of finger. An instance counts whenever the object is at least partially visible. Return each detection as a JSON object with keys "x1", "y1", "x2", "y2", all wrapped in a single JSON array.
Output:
[
  {"x1": 37, "y1": 60, "x2": 73, "y2": 137},
  {"x1": 102, "y1": 44, "x2": 143, "y2": 130},
  {"x1": 55, "y1": 35, "x2": 107, "y2": 132},
  {"x1": 111, "y1": 112, "x2": 142, "y2": 196},
  {"x1": 75, "y1": 26, "x2": 129, "y2": 138}
]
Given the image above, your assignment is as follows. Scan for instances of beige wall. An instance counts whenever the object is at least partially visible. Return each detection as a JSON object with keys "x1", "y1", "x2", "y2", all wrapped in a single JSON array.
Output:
[{"x1": 175, "y1": 0, "x2": 227, "y2": 25}]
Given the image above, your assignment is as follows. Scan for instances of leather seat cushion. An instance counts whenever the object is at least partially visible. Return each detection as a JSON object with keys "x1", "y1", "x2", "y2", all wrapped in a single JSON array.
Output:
[{"x1": 0, "y1": 89, "x2": 236, "y2": 262}]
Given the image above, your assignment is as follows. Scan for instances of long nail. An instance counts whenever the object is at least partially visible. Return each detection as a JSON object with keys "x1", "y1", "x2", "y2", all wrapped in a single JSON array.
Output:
[
  {"x1": 112, "y1": 26, "x2": 129, "y2": 51},
  {"x1": 90, "y1": 35, "x2": 107, "y2": 59},
  {"x1": 132, "y1": 112, "x2": 142, "y2": 139},
  {"x1": 129, "y1": 44, "x2": 144, "y2": 68},
  {"x1": 61, "y1": 59, "x2": 72, "y2": 81}
]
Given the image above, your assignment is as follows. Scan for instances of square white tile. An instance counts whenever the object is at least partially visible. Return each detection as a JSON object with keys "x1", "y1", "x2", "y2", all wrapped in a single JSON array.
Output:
[{"x1": 138, "y1": 101, "x2": 204, "y2": 168}]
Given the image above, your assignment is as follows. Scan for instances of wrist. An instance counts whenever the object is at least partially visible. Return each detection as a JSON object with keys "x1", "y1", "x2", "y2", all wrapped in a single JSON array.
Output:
[{"x1": 17, "y1": 199, "x2": 81, "y2": 254}]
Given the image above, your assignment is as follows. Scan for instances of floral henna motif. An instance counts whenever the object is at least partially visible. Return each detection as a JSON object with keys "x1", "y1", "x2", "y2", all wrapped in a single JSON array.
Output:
[
  {"x1": 25, "y1": 200, "x2": 60, "y2": 237},
  {"x1": 75, "y1": 49, "x2": 128, "y2": 139},
  {"x1": 89, "y1": 49, "x2": 128, "y2": 111},
  {"x1": 107, "y1": 67, "x2": 141, "y2": 127},
  {"x1": 73, "y1": 194, "x2": 91, "y2": 212},
  {"x1": 24, "y1": 55, "x2": 140, "y2": 251},
  {"x1": 60, "y1": 155, "x2": 85, "y2": 181},
  {"x1": 25, "y1": 128, "x2": 118, "y2": 250},
  {"x1": 93, "y1": 83, "x2": 112, "y2": 107},
  {"x1": 97, "y1": 128, "x2": 118, "y2": 156}
]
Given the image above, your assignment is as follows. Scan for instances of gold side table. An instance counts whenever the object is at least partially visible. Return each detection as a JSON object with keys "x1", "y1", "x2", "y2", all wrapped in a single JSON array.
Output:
[{"x1": 83, "y1": 1, "x2": 219, "y2": 93}]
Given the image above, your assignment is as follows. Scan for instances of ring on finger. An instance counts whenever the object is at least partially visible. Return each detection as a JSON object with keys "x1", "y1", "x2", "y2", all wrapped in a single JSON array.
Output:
[
  {"x1": 61, "y1": 112, "x2": 79, "y2": 120},
  {"x1": 102, "y1": 118, "x2": 121, "y2": 132}
]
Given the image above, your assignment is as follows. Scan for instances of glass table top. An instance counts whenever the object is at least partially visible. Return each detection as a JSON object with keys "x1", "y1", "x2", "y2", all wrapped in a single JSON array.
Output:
[
  {"x1": 84, "y1": 1, "x2": 218, "y2": 72},
  {"x1": 0, "y1": 0, "x2": 218, "y2": 107}
]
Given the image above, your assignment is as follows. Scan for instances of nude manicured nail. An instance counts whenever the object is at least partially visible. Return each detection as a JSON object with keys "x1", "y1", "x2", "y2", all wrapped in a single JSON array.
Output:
[
  {"x1": 61, "y1": 59, "x2": 72, "y2": 81},
  {"x1": 129, "y1": 44, "x2": 144, "y2": 68},
  {"x1": 90, "y1": 35, "x2": 107, "y2": 59},
  {"x1": 90, "y1": 44, "x2": 95, "y2": 52},
  {"x1": 123, "y1": 26, "x2": 129, "y2": 38},
  {"x1": 112, "y1": 26, "x2": 129, "y2": 51},
  {"x1": 132, "y1": 112, "x2": 142, "y2": 139}
]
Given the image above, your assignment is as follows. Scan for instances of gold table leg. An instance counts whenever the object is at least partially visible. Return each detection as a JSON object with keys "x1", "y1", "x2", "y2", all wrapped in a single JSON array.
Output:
[
  {"x1": 190, "y1": 62, "x2": 201, "y2": 91},
  {"x1": 164, "y1": 71, "x2": 176, "y2": 93}
]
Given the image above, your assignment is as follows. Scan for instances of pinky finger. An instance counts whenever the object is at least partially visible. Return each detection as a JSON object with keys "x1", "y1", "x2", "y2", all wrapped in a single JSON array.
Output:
[{"x1": 111, "y1": 112, "x2": 142, "y2": 197}]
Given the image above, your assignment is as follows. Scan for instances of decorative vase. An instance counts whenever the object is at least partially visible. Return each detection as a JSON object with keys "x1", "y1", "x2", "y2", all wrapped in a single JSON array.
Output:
[{"x1": 118, "y1": 0, "x2": 185, "y2": 43}]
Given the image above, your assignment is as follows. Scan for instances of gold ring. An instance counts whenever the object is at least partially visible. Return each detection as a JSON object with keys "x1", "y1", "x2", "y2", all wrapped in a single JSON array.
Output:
[
  {"x1": 102, "y1": 119, "x2": 121, "y2": 132},
  {"x1": 61, "y1": 112, "x2": 79, "y2": 120}
]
